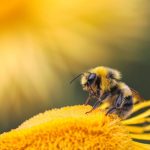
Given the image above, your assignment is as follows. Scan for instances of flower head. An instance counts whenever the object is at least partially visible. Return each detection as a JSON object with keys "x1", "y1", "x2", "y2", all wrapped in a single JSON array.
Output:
[{"x1": 0, "y1": 100, "x2": 150, "y2": 150}]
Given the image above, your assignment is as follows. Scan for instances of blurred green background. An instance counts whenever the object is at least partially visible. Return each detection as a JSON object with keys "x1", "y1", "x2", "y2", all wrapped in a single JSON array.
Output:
[{"x1": 0, "y1": 0, "x2": 150, "y2": 133}]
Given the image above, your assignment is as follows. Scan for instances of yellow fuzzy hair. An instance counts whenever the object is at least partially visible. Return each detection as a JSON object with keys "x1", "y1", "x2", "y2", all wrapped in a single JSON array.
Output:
[
  {"x1": 118, "y1": 82, "x2": 132, "y2": 97},
  {"x1": 89, "y1": 66, "x2": 121, "y2": 91},
  {"x1": 90, "y1": 66, "x2": 121, "y2": 80}
]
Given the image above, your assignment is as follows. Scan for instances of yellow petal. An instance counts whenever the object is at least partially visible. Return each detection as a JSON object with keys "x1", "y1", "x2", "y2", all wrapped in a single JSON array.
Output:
[
  {"x1": 130, "y1": 133, "x2": 150, "y2": 140},
  {"x1": 132, "y1": 100, "x2": 150, "y2": 113},
  {"x1": 132, "y1": 141, "x2": 150, "y2": 150},
  {"x1": 125, "y1": 125, "x2": 150, "y2": 134},
  {"x1": 122, "y1": 110, "x2": 150, "y2": 125}
]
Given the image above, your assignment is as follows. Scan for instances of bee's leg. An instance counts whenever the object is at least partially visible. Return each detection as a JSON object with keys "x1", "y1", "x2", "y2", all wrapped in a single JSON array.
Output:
[
  {"x1": 106, "y1": 107, "x2": 116, "y2": 115},
  {"x1": 85, "y1": 92, "x2": 110, "y2": 114},
  {"x1": 84, "y1": 96, "x2": 91, "y2": 105},
  {"x1": 84, "y1": 92, "x2": 95, "y2": 105},
  {"x1": 106, "y1": 93, "x2": 123, "y2": 116},
  {"x1": 85, "y1": 99, "x2": 102, "y2": 114},
  {"x1": 118, "y1": 96, "x2": 133, "y2": 119},
  {"x1": 114, "y1": 93, "x2": 124, "y2": 108}
]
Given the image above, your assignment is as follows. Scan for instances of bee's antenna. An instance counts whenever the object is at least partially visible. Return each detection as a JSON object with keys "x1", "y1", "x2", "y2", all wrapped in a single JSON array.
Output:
[{"x1": 70, "y1": 73, "x2": 83, "y2": 84}]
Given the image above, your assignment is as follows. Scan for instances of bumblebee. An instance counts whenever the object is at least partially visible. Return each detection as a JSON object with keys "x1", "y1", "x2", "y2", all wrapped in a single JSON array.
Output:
[{"x1": 71, "y1": 66, "x2": 143, "y2": 119}]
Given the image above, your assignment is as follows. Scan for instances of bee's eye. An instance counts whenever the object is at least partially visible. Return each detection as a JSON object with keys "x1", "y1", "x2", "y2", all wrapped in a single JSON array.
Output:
[{"x1": 88, "y1": 73, "x2": 96, "y2": 84}]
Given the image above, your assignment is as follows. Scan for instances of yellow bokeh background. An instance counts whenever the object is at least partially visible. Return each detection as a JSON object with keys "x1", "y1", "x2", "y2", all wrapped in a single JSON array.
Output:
[{"x1": 0, "y1": 0, "x2": 150, "y2": 133}]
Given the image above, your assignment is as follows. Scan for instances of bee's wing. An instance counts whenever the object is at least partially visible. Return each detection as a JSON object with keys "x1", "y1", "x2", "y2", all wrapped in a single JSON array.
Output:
[{"x1": 130, "y1": 87, "x2": 144, "y2": 103}]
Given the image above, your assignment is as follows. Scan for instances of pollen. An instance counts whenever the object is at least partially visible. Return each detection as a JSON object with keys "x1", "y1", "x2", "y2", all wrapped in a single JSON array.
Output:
[{"x1": 0, "y1": 103, "x2": 150, "y2": 150}]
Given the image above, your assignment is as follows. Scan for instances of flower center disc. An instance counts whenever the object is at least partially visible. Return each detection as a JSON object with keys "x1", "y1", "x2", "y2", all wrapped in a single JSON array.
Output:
[{"x1": 0, "y1": 105, "x2": 133, "y2": 150}]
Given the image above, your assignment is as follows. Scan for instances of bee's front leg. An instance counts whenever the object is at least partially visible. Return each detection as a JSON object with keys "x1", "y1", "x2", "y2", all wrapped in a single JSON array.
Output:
[
  {"x1": 85, "y1": 92, "x2": 110, "y2": 114},
  {"x1": 84, "y1": 96, "x2": 91, "y2": 105},
  {"x1": 84, "y1": 92, "x2": 96, "y2": 105},
  {"x1": 85, "y1": 99, "x2": 102, "y2": 114}
]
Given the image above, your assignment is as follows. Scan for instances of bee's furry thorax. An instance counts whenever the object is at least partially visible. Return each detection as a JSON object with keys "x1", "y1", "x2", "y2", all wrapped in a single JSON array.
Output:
[{"x1": 90, "y1": 66, "x2": 121, "y2": 80}]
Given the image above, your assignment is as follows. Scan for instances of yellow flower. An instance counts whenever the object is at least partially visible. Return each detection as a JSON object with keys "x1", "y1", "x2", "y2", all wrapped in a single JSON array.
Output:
[{"x1": 0, "y1": 101, "x2": 150, "y2": 150}]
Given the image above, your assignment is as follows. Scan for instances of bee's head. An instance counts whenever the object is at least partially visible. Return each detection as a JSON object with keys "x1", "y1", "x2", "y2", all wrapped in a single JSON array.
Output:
[
  {"x1": 81, "y1": 73, "x2": 98, "y2": 91},
  {"x1": 70, "y1": 72, "x2": 99, "y2": 93}
]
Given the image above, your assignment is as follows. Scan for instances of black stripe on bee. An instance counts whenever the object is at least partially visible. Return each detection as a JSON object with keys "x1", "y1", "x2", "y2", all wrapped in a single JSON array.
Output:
[
  {"x1": 110, "y1": 86, "x2": 120, "y2": 95},
  {"x1": 107, "y1": 72, "x2": 114, "y2": 79},
  {"x1": 124, "y1": 96, "x2": 133, "y2": 108},
  {"x1": 95, "y1": 76, "x2": 101, "y2": 95},
  {"x1": 95, "y1": 76, "x2": 101, "y2": 89}
]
